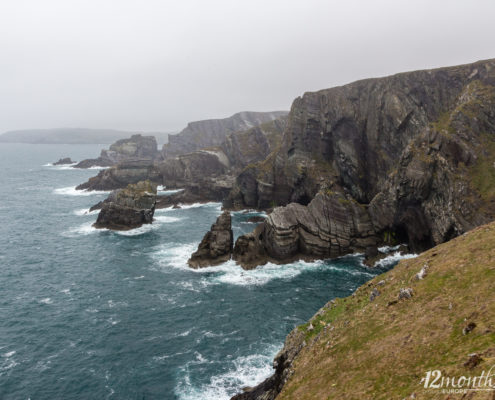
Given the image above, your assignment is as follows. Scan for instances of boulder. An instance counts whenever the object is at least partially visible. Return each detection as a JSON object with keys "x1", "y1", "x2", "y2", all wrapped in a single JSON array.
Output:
[
  {"x1": 93, "y1": 180, "x2": 157, "y2": 230},
  {"x1": 188, "y1": 212, "x2": 233, "y2": 268}
]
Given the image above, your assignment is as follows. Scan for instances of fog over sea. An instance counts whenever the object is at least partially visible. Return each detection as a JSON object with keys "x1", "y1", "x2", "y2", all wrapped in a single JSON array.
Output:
[{"x1": 0, "y1": 143, "x2": 404, "y2": 399}]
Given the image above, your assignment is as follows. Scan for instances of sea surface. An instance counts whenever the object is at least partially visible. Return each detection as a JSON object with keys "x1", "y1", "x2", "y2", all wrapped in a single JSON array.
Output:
[{"x1": 0, "y1": 144, "x2": 404, "y2": 400}]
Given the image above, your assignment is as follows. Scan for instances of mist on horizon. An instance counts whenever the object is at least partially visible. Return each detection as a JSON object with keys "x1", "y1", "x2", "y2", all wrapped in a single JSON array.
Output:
[{"x1": 1, "y1": 0, "x2": 494, "y2": 134}]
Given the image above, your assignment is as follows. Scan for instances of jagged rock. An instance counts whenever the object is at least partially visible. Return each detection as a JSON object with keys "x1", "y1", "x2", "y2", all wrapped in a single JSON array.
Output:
[
  {"x1": 398, "y1": 288, "x2": 414, "y2": 300},
  {"x1": 188, "y1": 212, "x2": 233, "y2": 268},
  {"x1": 76, "y1": 159, "x2": 161, "y2": 191},
  {"x1": 93, "y1": 180, "x2": 157, "y2": 230},
  {"x1": 233, "y1": 192, "x2": 378, "y2": 269},
  {"x1": 74, "y1": 134, "x2": 159, "y2": 168},
  {"x1": 232, "y1": 224, "x2": 267, "y2": 270},
  {"x1": 162, "y1": 111, "x2": 287, "y2": 159},
  {"x1": 225, "y1": 59, "x2": 495, "y2": 257},
  {"x1": 157, "y1": 150, "x2": 228, "y2": 188},
  {"x1": 155, "y1": 176, "x2": 234, "y2": 209},
  {"x1": 53, "y1": 157, "x2": 75, "y2": 165}
]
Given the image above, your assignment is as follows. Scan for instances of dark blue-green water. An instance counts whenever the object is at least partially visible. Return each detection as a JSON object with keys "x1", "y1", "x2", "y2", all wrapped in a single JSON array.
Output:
[{"x1": 0, "y1": 144, "x2": 393, "y2": 400}]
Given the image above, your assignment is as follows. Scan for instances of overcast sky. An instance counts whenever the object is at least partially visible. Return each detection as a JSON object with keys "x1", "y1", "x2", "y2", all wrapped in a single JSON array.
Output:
[{"x1": 0, "y1": 0, "x2": 494, "y2": 133}]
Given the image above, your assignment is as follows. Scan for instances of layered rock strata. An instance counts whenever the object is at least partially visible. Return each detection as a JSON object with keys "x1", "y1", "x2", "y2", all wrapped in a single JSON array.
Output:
[
  {"x1": 93, "y1": 180, "x2": 157, "y2": 230},
  {"x1": 188, "y1": 212, "x2": 233, "y2": 268}
]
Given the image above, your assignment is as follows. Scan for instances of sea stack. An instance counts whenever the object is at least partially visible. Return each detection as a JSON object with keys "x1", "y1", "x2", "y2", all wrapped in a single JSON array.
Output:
[
  {"x1": 93, "y1": 180, "x2": 157, "y2": 230},
  {"x1": 53, "y1": 157, "x2": 75, "y2": 165},
  {"x1": 188, "y1": 211, "x2": 233, "y2": 268}
]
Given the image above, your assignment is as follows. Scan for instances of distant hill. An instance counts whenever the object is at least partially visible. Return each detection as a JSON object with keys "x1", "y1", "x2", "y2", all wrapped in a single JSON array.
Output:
[{"x1": 0, "y1": 128, "x2": 171, "y2": 145}]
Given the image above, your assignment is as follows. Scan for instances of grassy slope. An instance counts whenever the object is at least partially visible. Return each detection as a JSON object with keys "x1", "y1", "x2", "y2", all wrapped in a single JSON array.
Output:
[{"x1": 278, "y1": 221, "x2": 495, "y2": 400}]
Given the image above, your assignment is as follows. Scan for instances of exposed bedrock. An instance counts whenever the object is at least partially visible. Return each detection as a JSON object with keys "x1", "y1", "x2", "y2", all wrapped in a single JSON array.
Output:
[
  {"x1": 188, "y1": 211, "x2": 233, "y2": 268},
  {"x1": 76, "y1": 159, "x2": 162, "y2": 191},
  {"x1": 93, "y1": 180, "x2": 157, "y2": 230},
  {"x1": 162, "y1": 111, "x2": 287, "y2": 159},
  {"x1": 53, "y1": 157, "x2": 75, "y2": 165},
  {"x1": 228, "y1": 58, "x2": 495, "y2": 255},
  {"x1": 74, "y1": 134, "x2": 159, "y2": 168},
  {"x1": 233, "y1": 192, "x2": 378, "y2": 269}
]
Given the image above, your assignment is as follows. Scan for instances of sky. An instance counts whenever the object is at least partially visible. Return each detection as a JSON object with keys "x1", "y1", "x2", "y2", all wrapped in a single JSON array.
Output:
[{"x1": 0, "y1": 0, "x2": 494, "y2": 134}]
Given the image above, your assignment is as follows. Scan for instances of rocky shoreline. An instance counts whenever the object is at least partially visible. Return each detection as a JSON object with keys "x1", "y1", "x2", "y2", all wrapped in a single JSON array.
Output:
[{"x1": 66, "y1": 58, "x2": 495, "y2": 398}]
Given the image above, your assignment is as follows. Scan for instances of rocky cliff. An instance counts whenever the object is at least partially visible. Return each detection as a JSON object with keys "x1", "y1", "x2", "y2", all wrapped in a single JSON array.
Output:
[
  {"x1": 76, "y1": 159, "x2": 162, "y2": 191},
  {"x1": 188, "y1": 212, "x2": 233, "y2": 268},
  {"x1": 74, "y1": 134, "x2": 159, "y2": 168},
  {"x1": 229, "y1": 59, "x2": 495, "y2": 267},
  {"x1": 162, "y1": 111, "x2": 288, "y2": 159},
  {"x1": 93, "y1": 180, "x2": 157, "y2": 230},
  {"x1": 77, "y1": 115, "x2": 287, "y2": 198},
  {"x1": 232, "y1": 220, "x2": 495, "y2": 399}
]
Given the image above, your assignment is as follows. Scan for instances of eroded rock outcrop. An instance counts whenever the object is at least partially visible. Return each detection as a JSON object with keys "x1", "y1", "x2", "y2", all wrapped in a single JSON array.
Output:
[
  {"x1": 227, "y1": 58, "x2": 495, "y2": 256},
  {"x1": 76, "y1": 159, "x2": 162, "y2": 191},
  {"x1": 233, "y1": 192, "x2": 378, "y2": 269},
  {"x1": 74, "y1": 134, "x2": 159, "y2": 168},
  {"x1": 93, "y1": 180, "x2": 157, "y2": 230},
  {"x1": 53, "y1": 157, "x2": 75, "y2": 165},
  {"x1": 188, "y1": 212, "x2": 233, "y2": 268},
  {"x1": 162, "y1": 111, "x2": 287, "y2": 159}
]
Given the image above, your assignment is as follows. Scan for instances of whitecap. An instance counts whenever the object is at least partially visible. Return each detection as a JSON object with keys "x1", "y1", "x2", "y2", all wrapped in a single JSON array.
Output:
[
  {"x1": 53, "y1": 186, "x2": 110, "y2": 196},
  {"x1": 43, "y1": 162, "x2": 78, "y2": 170},
  {"x1": 61, "y1": 288, "x2": 70, "y2": 294},
  {"x1": 158, "y1": 188, "x2": 185, "y2": 195},
  {"x1": 374, "y1": 251, "x2": 418, "y2": 268},
  {"x1": 39, "y1": 298, "x2": 53, "y2": 304},
  {"x1": 73, "y1": 208, "x2": 99, "y2": 216},
  {"x1": 63, "y1": 221, "x2": 105, "y2": 237},
  {"x1": 2, "y1": 351, "x2": 16, "y2": 358},
  {"x1": 378, "y1": 244, "x2": 404, "y2": 253},
  {"x1": 114, "y1": 224, "x2": 159, "y2": 236},
  {"x1": 175, "y1": 346, "x2": 279, "y2": 400},
  {"x1": 151, "y1": 243, "x2": 198, "y2": 269},
  {"x1": 178, "y1": 202, "x2": 221, "y2": 210},
  {"x1": 153, "y1": 215, "x2": 181, "y2": 223}
]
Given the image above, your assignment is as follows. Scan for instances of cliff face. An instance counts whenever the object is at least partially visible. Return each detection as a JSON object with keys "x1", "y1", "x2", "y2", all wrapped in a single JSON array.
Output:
[
  {"x1": 77, "y1": 115, "x2": 287, "y2": 199},
  {"x1": 233, "y1": 221, "x2": 495, "y2": 400},
  {"x1": 162, "y1": 111, "x2": 288, "y2": 159},
  {"x1": 229, "y1": 59, "x2": 495, "y2": 265}
]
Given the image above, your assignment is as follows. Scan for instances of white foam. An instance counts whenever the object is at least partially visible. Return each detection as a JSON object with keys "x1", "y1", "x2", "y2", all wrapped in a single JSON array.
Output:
[
  {"x1": 87, "y1": 165, "x2": 110, "y2": 170},
  {"x1": 378, "y1": 244, "x2": 403, "y2": 253},
  {"x1": 151, "y1": 243, "x2": 198, "y2": 269},
  {"x1": 2, "y1": 351, "x2": 15, "y2": 358},
  {"x1": 63, "y1": 221, "x2": 105, "y2": 237},
  {"x1": 154, "y1": 215, "x2": 181, "y2": 223},
  {"x1": 151, "y1": 244, "x2": 373, "y2": 286},
  {"x1": 159, "y1": 188, "x2": 185, "y2": 195},
  {"x1": 43, "y1": 162, "x2": 78, "y2": 170},
  {"x1": 39, "y1": 298, "x2": 53, "y2": 305},
  {"x1": 178, "y1": 202, "x2": 221, "y2": 210},
  {"x1": 175, "y1": 346, "x2": 279, "y2": 400},
  {"x1": 53, "y1": 186, "x2": 110, "y2": 196},
  {"x1": 73, "y1": 208, "x2": 99, "y2": 216},
  {"x1": 374, "y1": 251, "x2": 418, "y2": 268}
]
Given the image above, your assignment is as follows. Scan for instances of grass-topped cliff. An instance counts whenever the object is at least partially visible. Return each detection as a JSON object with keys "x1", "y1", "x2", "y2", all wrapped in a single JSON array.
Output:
[{"x1": 236, "y1": 220, "x2": 495, "y2": 399}]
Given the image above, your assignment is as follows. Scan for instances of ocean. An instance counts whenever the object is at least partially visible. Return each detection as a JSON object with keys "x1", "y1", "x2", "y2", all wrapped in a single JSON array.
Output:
[{"x1": 0, "y1": 143, "x2": 399, "y2": 399}]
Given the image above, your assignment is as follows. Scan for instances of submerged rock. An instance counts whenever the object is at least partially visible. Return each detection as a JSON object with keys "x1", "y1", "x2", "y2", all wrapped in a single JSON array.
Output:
[
  {"x1": 188, "y1": 212, "x2": 233, "y2": 268},
  {"x1": 53, "y1": 157, "x2": 75, "y2": 165},
  {"x1": 93, "y1": 180, "x2": 157, "y2": 230}
]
